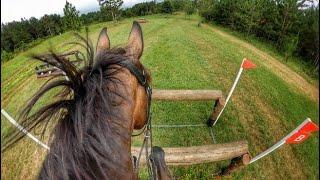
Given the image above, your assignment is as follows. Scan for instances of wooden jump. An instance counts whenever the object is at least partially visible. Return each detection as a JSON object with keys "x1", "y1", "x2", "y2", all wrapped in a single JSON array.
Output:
[
  {"x1": 35, "y1": 54, "x2": 83, "y2": 78},
  {"x1": 137, "y1": 18, "x2": 147, "y2": 23},
  {"x1": 146, "y1": 90, "x2": 249, "y2": 175},
  {"x1": 152, "y1": 89, "x2": 225, "y2": 125},
  {"x1": 131, "y1": 140, "x2": 249, "y2": 166},
  {"x1": 152, "y1": 90, "x2": 222, "y2": 101}
]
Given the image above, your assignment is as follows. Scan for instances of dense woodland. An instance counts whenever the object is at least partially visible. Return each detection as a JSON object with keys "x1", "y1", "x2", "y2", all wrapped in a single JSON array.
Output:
[
  {"x1": 1, "y1": 0, "x2": 319, "y2": 74},
  {"x1": 198, "y1": 0, "x2": 319, "y2": 73}
]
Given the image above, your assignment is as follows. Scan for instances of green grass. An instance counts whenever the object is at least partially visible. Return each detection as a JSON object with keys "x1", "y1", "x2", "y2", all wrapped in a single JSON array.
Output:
[
  {"x1": 1, "y1": 13, "x2": 319, "y2": 179},
  {"x1": 207, "y1": 22, "x2": 319, "y2": 84}
]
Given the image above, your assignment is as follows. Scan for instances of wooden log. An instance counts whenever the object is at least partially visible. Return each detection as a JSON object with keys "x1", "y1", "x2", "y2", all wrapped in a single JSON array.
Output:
[
  {"x1": 207, "y1": 96, "x2": 226, "y2": 127},
  {"x1": 131, "y1": 140, "x2": 248, "y2": 166},
  {"x1": 152, "y1": 90, "x2": 222, "y2": 101},
  {"x1": 219, "y1": 153, "x2": 251, "y2": 176}
]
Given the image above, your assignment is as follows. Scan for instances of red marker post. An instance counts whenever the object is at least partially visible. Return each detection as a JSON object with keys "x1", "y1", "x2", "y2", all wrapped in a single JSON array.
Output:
[
  {"x1": 213, "y1": 58, "x2": 256, "y2": 126},
  {"x1": 250, "y1": 118, "x2": 319, "y2": 164}
]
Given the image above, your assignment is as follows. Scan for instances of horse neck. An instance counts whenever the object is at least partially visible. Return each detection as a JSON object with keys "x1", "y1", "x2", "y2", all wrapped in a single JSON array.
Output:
[{"x1": 101, "y1": 89, "x2": 136, "y2": 178}]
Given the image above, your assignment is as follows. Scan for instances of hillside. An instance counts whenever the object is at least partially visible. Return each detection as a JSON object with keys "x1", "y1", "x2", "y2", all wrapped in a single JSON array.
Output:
[{"x1": 1, "y1": 13, "x2": 319, "y2": 179}]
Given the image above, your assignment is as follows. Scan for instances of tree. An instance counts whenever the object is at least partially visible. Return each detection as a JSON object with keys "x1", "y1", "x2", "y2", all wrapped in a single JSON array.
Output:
[
  {"x1": 63, "y1": 1, "x2": 82, "y2": 31},
  {"x1": 284, "y1": 35, "x2": 299, "y2": 62},
  {"x1": 184, "y1": 0, "x2": 196, "y2": 19},
  {"x1": 99, "y1": 6, "x2": 113, "y2": 21},
  {"x1": 197, "y1": 0, "x2": 319, "y2": 73},
  {"x1": 161, "y1": 1, "x2": 173, "y2": 14},
  {"x1": 98, "y1": 0, "x2": 123, "y2": 21},
  {"x1": 28, "y1": 17, "x2": 42, "y2": 39},
  {"x1": 171, "y1": 0, "x2": 185, "y2": 11}
]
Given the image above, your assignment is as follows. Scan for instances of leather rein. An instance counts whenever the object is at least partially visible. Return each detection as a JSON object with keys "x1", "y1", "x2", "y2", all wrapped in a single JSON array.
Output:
[{"x1": 117, "y1": 60, "x2": 156, "y2": 179}]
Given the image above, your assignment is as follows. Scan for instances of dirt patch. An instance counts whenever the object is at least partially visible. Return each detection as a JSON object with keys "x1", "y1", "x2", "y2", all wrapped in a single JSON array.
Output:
[{"x1": 203, "y1": 24, "x2": 319, "y2": 103}]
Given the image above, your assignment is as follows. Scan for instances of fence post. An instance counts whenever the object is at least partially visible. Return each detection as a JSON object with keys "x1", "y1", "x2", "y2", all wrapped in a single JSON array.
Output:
[{"x1": 207, "y1": 96, "x2": 225, "y2": 127}]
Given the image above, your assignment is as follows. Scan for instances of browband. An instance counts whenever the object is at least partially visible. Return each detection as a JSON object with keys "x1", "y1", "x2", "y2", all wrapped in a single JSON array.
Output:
[{"x1": 118, "y1": 60, "x2": 148, "y2": 87}]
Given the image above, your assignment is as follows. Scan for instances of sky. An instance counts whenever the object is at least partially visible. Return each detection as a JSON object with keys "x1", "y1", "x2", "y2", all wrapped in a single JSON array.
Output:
[
  {"x1": 1, "y1": 0, "x2": 318, "y2": 23},
  {"x1": 1, "y1": 0, "x2": 148, "y2": 23}
]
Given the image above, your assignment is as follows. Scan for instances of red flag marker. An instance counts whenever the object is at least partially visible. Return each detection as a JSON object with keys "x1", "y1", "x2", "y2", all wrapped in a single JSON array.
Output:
[
  {"x1": 286, "y1": 132, "x2": 310, "y2": 144},
  {"x1": 242, "y1": 58, "x2": 256, "y2": 69},
  {"x1": 213, "y1": 58, "x2": 256, "y2": 126},
  {"x1": 250, "y1": 118, "x2": 319, "y2": 164},
  {"x1": 286, "y1": 120, "x2": 319, "y2": 144},
  {"x1": 299, "y1": 120, "x2": 319, "y2": 133}
]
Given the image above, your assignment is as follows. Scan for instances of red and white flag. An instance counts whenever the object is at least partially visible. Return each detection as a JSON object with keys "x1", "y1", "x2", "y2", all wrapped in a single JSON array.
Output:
[
  {"x1": 250, "y1": 118, "x2": 319, "y2": 164},
  {"x1": 286, "y1": 120, "x2": 319, "y2": 144}
]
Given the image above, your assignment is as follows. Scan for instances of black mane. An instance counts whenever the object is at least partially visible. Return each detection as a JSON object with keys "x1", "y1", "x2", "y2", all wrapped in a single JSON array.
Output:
[{"x1": 2, "y1": 32, "x2": 134, "y2": 179}]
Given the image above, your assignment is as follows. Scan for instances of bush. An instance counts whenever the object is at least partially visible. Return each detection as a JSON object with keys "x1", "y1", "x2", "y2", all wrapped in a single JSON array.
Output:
[
  {"x1": 1, "y1": 50, "x2": 15, "y2": 62},
  {"x1": 198, "y1": 0, "x2": 319, "y2": 71},
  {"x1": 161, "y1": 1, "x2": 173, "y2": 14}
]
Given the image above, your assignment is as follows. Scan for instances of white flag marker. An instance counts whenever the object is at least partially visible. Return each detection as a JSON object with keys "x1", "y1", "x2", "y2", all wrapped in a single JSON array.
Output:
[
  {"x1": 213, "y1": 58, "x2": 256, "y2": 126},
  {"x1": 249, "y1": 118, "x2": 319, "y2": 164},
  {"x1": 1, "y1": 109, "x2": 50, "y2": 150}
]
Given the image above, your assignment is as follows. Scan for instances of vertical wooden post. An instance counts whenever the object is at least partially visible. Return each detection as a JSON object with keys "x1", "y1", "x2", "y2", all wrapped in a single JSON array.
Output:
[
  {"x1": 219, "y1": 153, "x2": 251, "y2": 176},
  {"x1": 207, "y1": 96, "x2": 225, "y2": 127}
]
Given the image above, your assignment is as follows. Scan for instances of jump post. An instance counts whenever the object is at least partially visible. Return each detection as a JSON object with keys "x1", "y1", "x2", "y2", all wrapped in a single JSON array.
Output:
[{"x1": 151, "y1": 89, "x2": 225, "y2": 125}]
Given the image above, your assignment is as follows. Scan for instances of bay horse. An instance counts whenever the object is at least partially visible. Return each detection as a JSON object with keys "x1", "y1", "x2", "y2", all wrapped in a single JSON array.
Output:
[{"x1": 2, "y1": 22, "x2": 171, "y2": 180}]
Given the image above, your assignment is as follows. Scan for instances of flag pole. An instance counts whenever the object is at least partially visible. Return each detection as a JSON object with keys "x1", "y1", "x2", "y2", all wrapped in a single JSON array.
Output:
[
  {"x1": 249, "y1": 118, "x2": 312, "y2": 164},
  {"x1": 213, "y1": 59, "x2": 245, "y2": 126}
]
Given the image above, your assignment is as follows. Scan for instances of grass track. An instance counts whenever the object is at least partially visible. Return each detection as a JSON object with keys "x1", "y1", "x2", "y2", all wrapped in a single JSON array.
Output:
[{"x1": 1, "y1": 13, "x2": 319, "y2": 179}]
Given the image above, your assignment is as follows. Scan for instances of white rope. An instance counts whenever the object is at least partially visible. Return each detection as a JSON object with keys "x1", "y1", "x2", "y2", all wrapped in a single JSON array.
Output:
[
  {"x1": 209, "y1": 128, "x2": 217, "y2": 144},
  {"x1": 153, "y1": 124, "x2": 206, "y2": 128},
  {"x1": 153, "y1": 124, "x2": 217, "y2": 144},
  {"x1": 1, "y1": 109, "x2": 50, "y2": 150},
  {"x1": 1, "y1": 109, "x2": 216, "y2": 150}
]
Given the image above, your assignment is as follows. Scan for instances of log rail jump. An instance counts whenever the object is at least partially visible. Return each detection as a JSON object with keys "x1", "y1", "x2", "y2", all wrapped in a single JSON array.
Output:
[
  {"x1": 30, "y1": 59, "x2": 251, "y2": 177},
  {"x1": 138, "y1": 89, "x2": 250, "y2": 176},
  {"x1": 5, "y1": 57, "x2": 316, "y2": 178},
  {"x1": 2, "y1": 88, "x2": 249, "y2": 176},
  {"x1": 35, "y1": 51, "x2": 84, "y2": 78},
  {"x1": 152, "y1": 89, "x2": 225, "y2": 124}
]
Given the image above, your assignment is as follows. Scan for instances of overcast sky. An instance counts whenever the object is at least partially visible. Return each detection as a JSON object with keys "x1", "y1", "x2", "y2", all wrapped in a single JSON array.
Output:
[
  {"x1": 2, "y1": 0, "x2": 318, "y2": 24},
  {"x1": 1, "y1": 0, "x2": 148, "y2": 23}
]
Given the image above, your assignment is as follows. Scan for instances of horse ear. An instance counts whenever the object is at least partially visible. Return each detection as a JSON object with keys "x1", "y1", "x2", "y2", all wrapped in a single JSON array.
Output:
[
  {"x1": 126, "y1": 21, "x2": 144, "y2": 60},
  {"x1": 96, "y1": 27, "x2": 110, "y2": 54}
]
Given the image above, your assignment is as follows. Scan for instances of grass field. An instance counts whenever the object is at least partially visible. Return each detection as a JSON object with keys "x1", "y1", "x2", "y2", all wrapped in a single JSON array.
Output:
[{"x1": 1, "y1": 13, "x2": 319, "y2": 179}]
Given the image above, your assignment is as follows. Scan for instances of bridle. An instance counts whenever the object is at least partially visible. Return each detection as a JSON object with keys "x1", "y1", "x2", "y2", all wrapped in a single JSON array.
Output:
[{"x1": 117, "y1": 60, "x2": 156, "y2": 179}]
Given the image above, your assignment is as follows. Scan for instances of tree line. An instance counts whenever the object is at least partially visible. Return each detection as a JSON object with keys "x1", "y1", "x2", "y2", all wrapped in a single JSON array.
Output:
[
  {"x1": 1, "y1": 0, "x2": 187, "y2": 61},
  {"x1": 1, "y1": 1, "x2": 82, "y2": 61},
  {"x1": 198, "y1": 0, "x2": 319, "y2": 72},
  {"x1": 3, "y1": 0, "x2": 317, "y2": 74}
]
